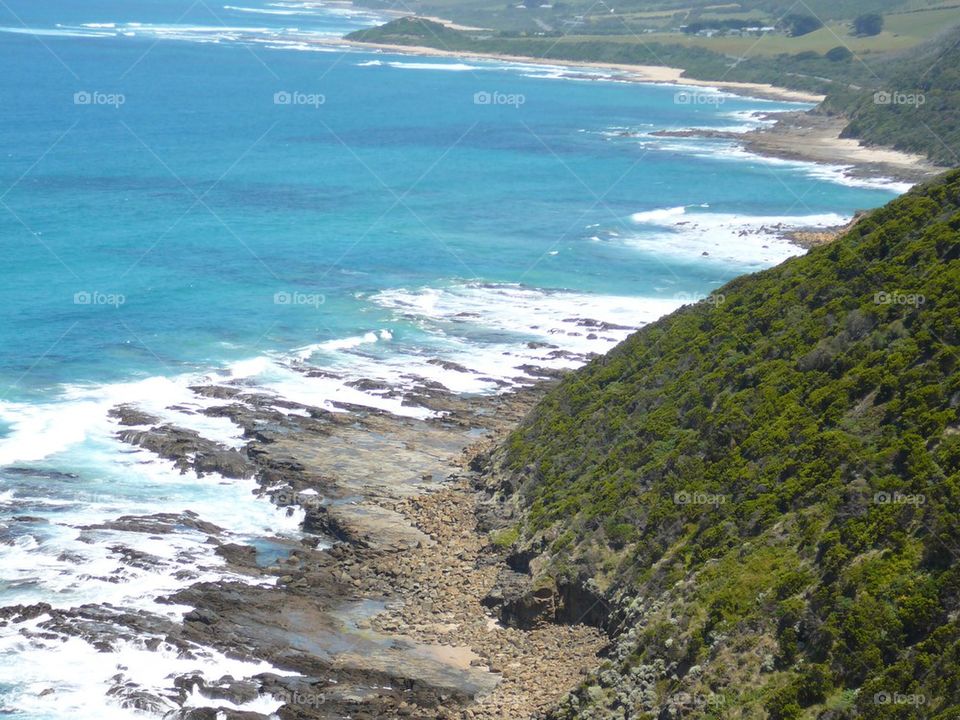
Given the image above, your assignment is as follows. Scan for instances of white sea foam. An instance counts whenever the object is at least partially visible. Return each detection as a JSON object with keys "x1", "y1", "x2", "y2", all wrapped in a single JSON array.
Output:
[
  {"x1": 230, "y1": 351, "x2": 439, "y2": 419},
  {"x1": 385, "y1": 61, "x2": 488, "y2": 71},
  {"x1": 627, "y1": 204, "x2": 847, "y2": 266},
  {"x1": 224, "y1": 4, "x2": 305, "y2": 14},
  {"x1": 0, "y1": 26, "x2": 115, "y2": 38},
  {"x1": 0, "y1": 617, "x2": 287, "y2": 719},
  {"x1": 800, "y1": 160, "x2": 914, "y2": 193},
  {"x1": 639, "y1": 135, "x2": 913, "y2": 193},
  {"x1": 630, "y1": 206, "x2": 688, "y2": 223},
  {"x1": 201, "y1": 281, "x2": 687, "y2": 420},
  {"x1": 0, "y1": 375, "x2": 244, "y2": 468},
  {"x1": 260, "y1": 40, "x2": 342, "y2": 51},
  {"x1": 0, "y1": 452, "x2": 302, "y2": 717},
  {"x1": 366, "y1": 282, "x2": 686, "y2": 380},
  {"x1": 691, "y1": 141, "x2": 914, "y2": 192}
]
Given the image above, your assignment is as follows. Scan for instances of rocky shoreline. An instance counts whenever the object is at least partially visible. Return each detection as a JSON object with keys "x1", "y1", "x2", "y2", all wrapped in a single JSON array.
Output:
[
  {"x1": 651, "y1": 111, "x2": 945, "y2": 185},
  {"x1": 1, "y1": 364, "x2": 607, "y2": 718}
]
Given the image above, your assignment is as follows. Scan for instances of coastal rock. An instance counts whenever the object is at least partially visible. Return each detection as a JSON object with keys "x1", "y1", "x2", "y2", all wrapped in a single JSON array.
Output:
[
  {"x1": 108, "y1": 404, "x2": 162, "y2": 426},
  {"x1": 116, "y1": 423, "x2": 254, "y2": 479},
  {"x1": 82, "y1": 511, "x2": 224, "y2": 537},
  {"x1": 188, "y1": 385, "x2": 243, "y2": 400},
  {"x1": 67, "y1": 379, "x2": 602, "y2": 720},
  {"x1": 216, "y1": 543, "x2": 259, "y2": 568},
  {"x1": 426, "y1": 358, "x2": 472, "y2": 373}
]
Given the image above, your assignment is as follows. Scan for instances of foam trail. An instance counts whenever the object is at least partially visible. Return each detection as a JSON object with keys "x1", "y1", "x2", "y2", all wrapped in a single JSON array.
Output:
[{"x1": 627, "y1": 205, "x2": 847, "y2": 266}]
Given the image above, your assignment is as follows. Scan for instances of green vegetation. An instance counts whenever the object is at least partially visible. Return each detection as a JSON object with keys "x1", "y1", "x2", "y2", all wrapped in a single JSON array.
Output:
[
  {"x1": 354, "y1": 0, "x2": 954, "y2": 33},
  {"x1": 783, "y1": 13, "x2": 825, "y2": 36},
  {"x1": 489, "y1": 169, "x2": 960, "y2": 718},
  {"x1": 826, "y1": 28, "x2": 960, "y2": 165},
  {"x1": 853, "y1": 12, "x2": 886, "y2": 35},
  {"x1": 490, "y1": 526, "x2": 521, "y2": 548},
  {"x1": 348, "y1": 18, "x2": 879, "y2": 94}
]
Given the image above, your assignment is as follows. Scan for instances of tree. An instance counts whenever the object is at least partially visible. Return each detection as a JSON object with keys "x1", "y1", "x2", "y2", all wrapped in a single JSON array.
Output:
[
  {"x1": 853, "y1": 13, "x2": 884, "y2": 36},
  {"x1": 826, "y1": 46, "x2": 853, "y2": 62},
  {"x1": 783, "y1": 14, "x2": 823, "y2": 37}
]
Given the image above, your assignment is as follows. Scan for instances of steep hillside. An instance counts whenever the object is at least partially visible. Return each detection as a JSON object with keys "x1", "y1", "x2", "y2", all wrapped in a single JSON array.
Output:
[
  {"x1": 829, "y1": 27, "x2": 960, "y2": 166},
  {"x1": 481, "y1": 169, "x2": 960, "y2": 719}
]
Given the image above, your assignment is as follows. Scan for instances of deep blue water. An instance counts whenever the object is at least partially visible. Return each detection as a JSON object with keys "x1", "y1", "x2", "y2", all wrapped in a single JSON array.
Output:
[{"x1": 0, "y1": 1, "x2": 905, "y2": 716}]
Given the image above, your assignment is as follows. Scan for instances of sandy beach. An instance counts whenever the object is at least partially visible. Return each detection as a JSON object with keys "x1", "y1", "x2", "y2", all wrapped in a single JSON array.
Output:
[
  {"x1": 336, "y1": 37, "x2": 826, "y2": 103},
  {"x1": 652, "y1": 110, "x2": 944, "y2": 182},
  {"x1": 741, "y1": 111, "x2": 944, "y2": 181}
]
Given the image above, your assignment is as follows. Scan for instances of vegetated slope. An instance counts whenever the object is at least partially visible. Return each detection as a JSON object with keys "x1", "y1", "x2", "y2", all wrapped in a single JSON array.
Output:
[
  {"x1": 346, "y1": 18, "x2": 878, "y2": 95},
  {"x1": 827, "y1": 26, "x2": 960, "y2": 166},
  {"x1": 354, "y1": 0, "x2": 942, "y2": 29},
  {"x1": 487, "y1": 169, "x2": 960, "y2": 719}
]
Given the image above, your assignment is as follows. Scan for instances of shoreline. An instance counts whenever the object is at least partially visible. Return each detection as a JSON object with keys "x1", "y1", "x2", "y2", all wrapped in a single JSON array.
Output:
[
  {"x1": 335, "y1": 37, "x2": 826, "y2": 103},
  {"x1": 2, "y1": 352, "x2": 609, "y2": 717},
  {"x1": 742, "y1": 111, "x2": 944, "y2": 183},
  {"x1": 178, "y1": 377, "x2": 609, "y2": 717},
  {"x1": 336, "y1": 35, "x2": 948, "y2": 185}
]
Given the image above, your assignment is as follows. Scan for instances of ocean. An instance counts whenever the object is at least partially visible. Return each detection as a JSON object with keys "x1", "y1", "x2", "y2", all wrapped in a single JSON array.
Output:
[{"x1": 0, "y1": 0, "x2": 905, "y2": 716}]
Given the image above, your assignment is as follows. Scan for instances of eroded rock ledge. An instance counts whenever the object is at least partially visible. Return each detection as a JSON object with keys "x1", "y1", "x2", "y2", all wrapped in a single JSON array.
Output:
[{"x1": 3, "y1": 371, "x2": 608, "y2": 719}]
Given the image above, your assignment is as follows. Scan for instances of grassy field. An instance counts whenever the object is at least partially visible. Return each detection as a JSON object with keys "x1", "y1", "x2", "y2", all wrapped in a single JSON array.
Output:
[
  {"x1": 568, "y1": 3, "x2": 960, "y2": 55},
  {"x1": 372, "y1": 0, "x2": 960, "y2": 47},
  {"x1": 551, "y1": 26, "x2": 925, "y2": 55}
]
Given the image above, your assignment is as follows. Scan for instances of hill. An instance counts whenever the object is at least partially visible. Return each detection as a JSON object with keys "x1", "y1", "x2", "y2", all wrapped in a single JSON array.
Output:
[
  {"x1": 477, "y1": 169, "x2": 960, "y2": 719},
  {"x1": 354, "y1": 0, "x2": 958, "y2": 35},
  {"x1": 826, "y1": 28, "x2": 960, "y2": 166}
]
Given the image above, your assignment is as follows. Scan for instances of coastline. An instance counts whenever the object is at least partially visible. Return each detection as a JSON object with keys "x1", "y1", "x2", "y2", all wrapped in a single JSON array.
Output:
[
  {"x1": 8, "y1": 373, "x2": 607, "y2": 718},
  {"x1": 335, "y1": 37, "x2": 826, "y2": 103},
  {"x1": 738, "y1": 111, "x2": 943, "y2": 183},
  {"x1": 336, "y1": 36, "x2": 948, "y2": 186},
  {"x1": 3, "y1": 18, "x2": 951, "y2": 719}
]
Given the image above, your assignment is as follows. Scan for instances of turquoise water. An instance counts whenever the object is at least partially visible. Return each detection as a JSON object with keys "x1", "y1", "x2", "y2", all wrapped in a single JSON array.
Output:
[{"x1": 0, "y1": 0, "x2": 905, "y2": 716}]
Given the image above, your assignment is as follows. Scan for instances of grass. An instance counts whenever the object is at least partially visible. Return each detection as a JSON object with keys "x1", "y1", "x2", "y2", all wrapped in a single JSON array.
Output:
[
  {"x1": 884, "y1": 4, "x2": 960, "y2": 36},
  {"x1": 490, "y1": 526, "x2": 521, "y2": 548},
  {"x1": 565, "y1": 5, "x2": 959, "y2": 57},
  {"x1": 389, "y1": 0, "x2": 958, "y2": 52},
  {"x1": 547, "y1": 26, "x2": 924, "y2": 54}
]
